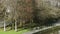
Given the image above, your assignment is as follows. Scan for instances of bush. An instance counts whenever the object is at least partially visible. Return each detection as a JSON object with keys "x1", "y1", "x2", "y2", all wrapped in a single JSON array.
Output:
[{"x1": 34, "y1": 0, "x2": 60, "y2": 26}]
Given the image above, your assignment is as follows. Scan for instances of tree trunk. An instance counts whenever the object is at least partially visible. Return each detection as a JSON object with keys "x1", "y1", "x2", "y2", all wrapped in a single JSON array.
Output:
[
  {"x1": 12, "y1": 23, "x2": 14, "y2": 30},
  {"x1": 4, "y1": 21, "x2": 6, "y2": 31},
  {"x1": 15, "y1": 20, "x2": 17, "y2": 32},
  {"x1": 11, "y1": 20, "x2": 14, "y2": 30}
]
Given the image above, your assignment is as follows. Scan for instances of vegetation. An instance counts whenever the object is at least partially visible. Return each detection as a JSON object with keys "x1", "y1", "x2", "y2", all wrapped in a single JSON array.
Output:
[
  {"x1": 0, "y1": 0, "x2": 60, "y2": 34},
  {"x1": 0, "y1": 29, "x2": 28, "y2": 34},
  {"x1": 34, "y1": 0, "x2": 60, "y2": 26}
]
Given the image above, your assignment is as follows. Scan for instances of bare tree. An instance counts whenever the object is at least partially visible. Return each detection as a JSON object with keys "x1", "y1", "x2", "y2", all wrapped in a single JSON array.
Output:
[
  {"x1": 4, "y1": 20, "x2": 6, "y2": 31},
  {"x1": 4, "y1": 11, "x2": 6, "y2": 31},
  {"x1": 15, "y1": 20, "x2": 17, "y2": 32}
]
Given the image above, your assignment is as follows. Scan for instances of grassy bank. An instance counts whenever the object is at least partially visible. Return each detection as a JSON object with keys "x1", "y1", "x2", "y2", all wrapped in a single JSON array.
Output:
[{"x1": 0, "y1": 27, "x2": 29, "y2": 34}]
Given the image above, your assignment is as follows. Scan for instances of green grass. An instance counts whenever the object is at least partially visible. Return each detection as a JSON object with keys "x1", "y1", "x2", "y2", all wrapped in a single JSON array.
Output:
[
  {"x1": 0, "y1": 28, "x2": 29, "y2": 34},
  {"x1": 0, "y1": 30, "x2": 28, "y2": 34},
  {"x1": 0, "y1": 29, "x2": 29, "y2": 34}
]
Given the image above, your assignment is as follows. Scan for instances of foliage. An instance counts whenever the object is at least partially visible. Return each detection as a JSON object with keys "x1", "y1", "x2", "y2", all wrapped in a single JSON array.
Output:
[{"x1": 34, "y1": 0, "x2": 60, "y2": 26}]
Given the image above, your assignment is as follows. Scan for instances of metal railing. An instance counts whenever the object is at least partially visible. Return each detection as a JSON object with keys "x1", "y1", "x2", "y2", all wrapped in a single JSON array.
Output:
[{"x1": 33, "y1": 25, "x2": 60, "y2": 34}]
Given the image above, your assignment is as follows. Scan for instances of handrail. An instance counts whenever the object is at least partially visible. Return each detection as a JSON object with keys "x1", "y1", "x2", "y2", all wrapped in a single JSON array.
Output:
[
  {"x1": 23, "y1": 25, "x2": 60, "y2": 34},
  {"x1": 34, "y1": 25, "x2": 60, "y2": 34}
]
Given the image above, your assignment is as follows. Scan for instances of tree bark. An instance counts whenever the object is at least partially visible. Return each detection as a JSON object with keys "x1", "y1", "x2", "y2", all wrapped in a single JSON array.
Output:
[
  {"x1": 12, "y1": 23, "x2": 14, "y2": 30},
  {"x1": 4, "y1": 21, "x2": 6, "y2": 31},
  {"x1": 15, "y1": 20, "x2": 17, "y2": 32}
]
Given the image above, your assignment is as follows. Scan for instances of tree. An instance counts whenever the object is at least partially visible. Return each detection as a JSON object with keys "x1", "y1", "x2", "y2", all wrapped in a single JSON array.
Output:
[
  {"x1": 4, "y1": 20, "x2": 6, "y2": 31},
  {"x1": 15, "y1": 20, "x2": 17, "y2": 32},
  {"x1": 4, "y1": 11, "x2": 6, "y2": 31},
  {"x1": 16, "y1": 0, "x2": 34, "y2": 28},
  {"x1": 34, "y1": 0, "x2": 60, "y2": 26}
]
